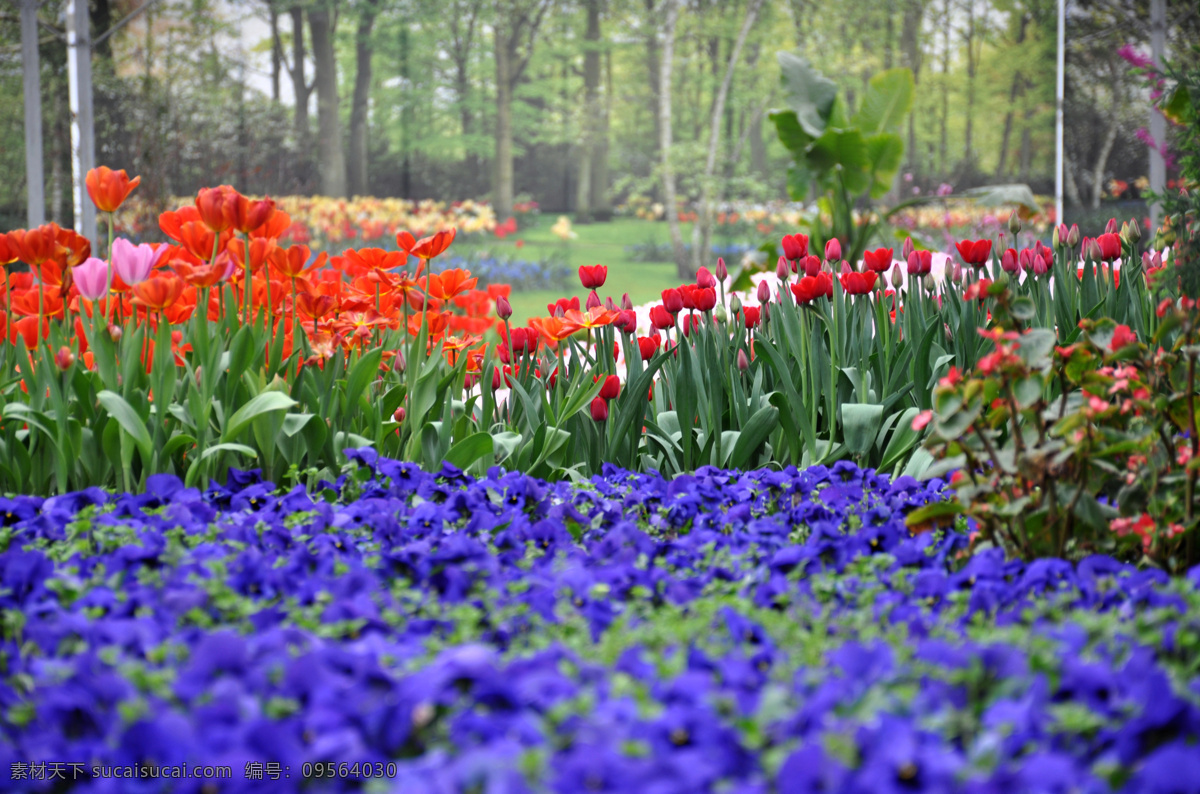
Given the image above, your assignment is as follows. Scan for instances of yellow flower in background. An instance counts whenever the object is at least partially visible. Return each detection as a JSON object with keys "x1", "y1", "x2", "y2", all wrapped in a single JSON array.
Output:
[{"x1": 551, "y1": 216, "x2": 577, "y2": 241}]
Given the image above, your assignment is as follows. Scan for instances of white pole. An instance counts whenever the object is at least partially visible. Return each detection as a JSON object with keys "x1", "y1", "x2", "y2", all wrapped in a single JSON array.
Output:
[
  {"x1": 21, "y1": 0, "x2": 45, "y2": 228},
  {"x1": 1055, "y1": 0, "x2": 1065, "y2": 228},
  {"x1": 1149, "y1": 0, "x2": 1166, "y2": 233},
  {"x1": 66, "y1": 0, "x2": 97, "y2": 248}
]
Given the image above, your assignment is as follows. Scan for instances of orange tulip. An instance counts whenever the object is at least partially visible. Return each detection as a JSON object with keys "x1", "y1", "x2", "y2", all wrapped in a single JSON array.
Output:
[
  {"x1": 427, "y1": 268, "x2": 478, "y2": 300},
  {"x1": 272, "y1": 246, "x2": 326, "y2": 279},
  {"x1": 562, "y1": 306, "x2": 620, "y2": 330},
  {"x1": 227, "y1": 237, "x2": 278, "y2": 274},
  {"x1": 53, "y1": 226, "x2": 91, "y2": 268},
  {"x1": 342, "y1": 247, "x2": 407, "y2": 275},
  {"x1": 406, "y1": 310, "x2": 449, "y2": 338},
  {"x1": 235, "y1": 195, "x2": 276, "y2": 234},
  {"x1": 251, "y1": 207, "x2": 293, "y2": 240},
  {"x1": 132, "y1": 272, "x2": 186, "y2": 313},
  {"x1": 408, "y1": 228, "x2": 456, "y2": 260},
  {"x1": 8, "y1": 224, "x2": 60, "y2": 266},
  {"x1": 159, "y1": 206, "x2": 204, "y2": 241},
  {"x1": 529, "y1": 315, "x2": 581, "y2": 346},
  {"x1": 174, "y1": 221, "x2": 224, "y2": 262},
  {"x1": 195, "y1": 185, "x2": 242, "y2": 234},
  {"x1": 0, "y1": 232, "x2": 16, "y2": 265},
  {"x1": 85, "y1": 166, "x2": 140, "y2": 213},
  {"x1": 296, "y1": 291, "x2": 336, "y2": 324}
]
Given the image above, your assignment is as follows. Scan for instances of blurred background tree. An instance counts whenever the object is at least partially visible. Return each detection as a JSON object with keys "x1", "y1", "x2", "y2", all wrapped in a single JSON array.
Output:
[{"x1": 0, "y1": 0, "x2": 1196, "y2": 232}]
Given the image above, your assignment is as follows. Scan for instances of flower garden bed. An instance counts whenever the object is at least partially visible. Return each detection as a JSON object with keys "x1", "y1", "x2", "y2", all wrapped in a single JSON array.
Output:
[{"x1": 3, "y1": 452, "x2": 1199, "y2": 792}]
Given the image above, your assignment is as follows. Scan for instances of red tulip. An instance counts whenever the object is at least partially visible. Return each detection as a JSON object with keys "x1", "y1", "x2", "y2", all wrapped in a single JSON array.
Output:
[
  {"x1": 737, "y1": 349, "x2": 749, "y2": 371},
  {"x1": 1001, "y1": 248, "x2": 1019, "y2": 273},
  {"x1": 693, "y1": 287, "x2": 716, "y2": 312},
  {"x1": 742, "y1": 306, "x2": 761, "y2": 328},
  {"x1": 696, "y1": 266, "x2": 716, "y2": 289},
  {"x1": 824, "y1": 238, "x2": 841, "y2": 262},
  {"x1": 906, "y1": 250, "x2": 932, "y2": 275},
  {"x1": 839, "y1": 271, "x2": 878, "y2": 295},
  {"x1": 801, "y1": 255, "x2": 821, "y2": 278},
  {"x1": 955, "y1": 239, "x2": 992, "y2": 267},
  {"x1": 661, "y1": 288, "x2": 683, "y2": 314},
  {"x1": 547, "y1": 296, "x2": 580, "y2": 316},
  {"x1": 496, "y1": 295, "x2": 513, "y2": 320},
  {"x1": 615, "y1": 309, "x2": 637, "y2": 334},
  {"x1": 638, "y1": 334, "x2": 661, "y2": 360},
  {"x1": 649, "y1": 304, "x2": 675, "y2": 330},
  {"x1": 596, "y1": 374, "x2": 620, "y2": 400},
  {"x1": 863, "y1": 248, "x2": 894, "y2": 273},
  {"x1": 579, "y1": 264, "x2": 607, "y2": 289},
  {"x1": 781, "y1": 233, "x2": 808, "y2": 262},
  {"x1": 590, "y1": 396, "x2": 609, "y2": 422},
  {"x1": 790, "y1": 272, "x2": 834, "y2": 304},
  {"x1": 55, "y1": 346, "x2": 76, "y2": 371},
  {"x1": 1095, "y1": 233, "x2": 1122, "y2": 262},
  {"x1": 756, "y1": 280, "x2": 771, "y2": 304}
]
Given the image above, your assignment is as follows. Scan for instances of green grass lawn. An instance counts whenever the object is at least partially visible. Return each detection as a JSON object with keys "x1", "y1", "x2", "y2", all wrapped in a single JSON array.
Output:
[{"x1": 456, "y1": 217, "x2": 700, "y2": 325}]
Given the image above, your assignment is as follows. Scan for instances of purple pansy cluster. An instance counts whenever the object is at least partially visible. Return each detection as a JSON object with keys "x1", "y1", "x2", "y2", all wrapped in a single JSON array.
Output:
[{"x1": 2, "y1": 451, "x2": 1200, "y2": 792}]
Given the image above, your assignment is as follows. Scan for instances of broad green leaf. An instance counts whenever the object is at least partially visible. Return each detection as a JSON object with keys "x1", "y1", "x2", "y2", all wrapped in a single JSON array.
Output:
[
  {"x1": 199, "y1": 442, "x2": 257, "y2": 461},
  {"x1": 961, "y1": 183, "x2": 1040, "y2": 213},
  {"x1": 96, "y1": 391, "x2": 153, "y2": 463},
  {"x1": 444, "y1": 432, "x2": 494, "y2": 471},
  {"x1": 776, "y1": 51, "x2": 837, "y2": 138},
  {"x1": 345, "y1": 347, "x2": 384, "y2": 414},
  {"x1": 221, "y1": 392, "x2": 298, "y2": 443},
  {"x1": 841, "y1": 403, "x2": 884, "y2": 455},
  {"x1": 730, "y1": 405, "x2": 779, "y2": 470},
  {"x1": 851, "y1": 68, "x2": 914, "y2": 135},
  {"x1": 905, "y1": 499, "x2": 965, "y2": 531},
  {"x1": 865, "y1": 133, "x2": 904, "y2": 199},
  {"x1": 808, "y1": 129, "x2": 871, "y2": 195}
]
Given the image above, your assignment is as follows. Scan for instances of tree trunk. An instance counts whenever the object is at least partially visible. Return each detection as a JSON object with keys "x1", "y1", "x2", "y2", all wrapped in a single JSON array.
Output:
[
  {"x1": 591, "y1": 45, "x2": 612, "y2": 217},
  {"x1": 348, "y1": 0, "x2": 380, "y2": 197},
  {"x1": 290, "y1": 7, "x2": 311, "y2": 149},
  {"x1": 576, "y1": 0, "x2": 602, "y2": 222},
  {"x1": 938, "y1": 0, "x2": 950, "y2": 174},
  {"x1": 645, "y1": 0, "x2": 661, "y2": 198},
  {"x1": 963, "y1": 0, "x2": 978, "y2": 168},
  {"x1": 451, "y1": 1, "x2": 480, "y2": 196},
  {"x1": 996, "y1": 11, "x2": 1029, "y2": 177},
  {"x1": 494, "y1": 32, "x2": 515, "y2": 219},
  {"x1": 1090, "y1": 61, "x2": 1124, "y2": 209},
  {"x1": 688, "y1": 0, "x2": 762, "y2": 278},
  {"x1": 270, "y1": 4, "x2": 283, "y2": 102},
  {"x1": 309, "y1": 5, "x2": 347, "y2": 197},
  {"x1": 901, "y1": 0, "x2": 923, "y2": 175},
  {"x1": 660, "y1": 0, "x2": 687, "y2": 276},
  {"x1": 491, "y1": 0, "x2": 552, "y2": 221}
]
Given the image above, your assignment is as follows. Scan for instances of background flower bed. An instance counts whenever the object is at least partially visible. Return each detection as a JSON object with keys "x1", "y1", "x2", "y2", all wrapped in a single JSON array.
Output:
[{"x1": 2, "y1": 453, "x2": 1199, "y2": 792}]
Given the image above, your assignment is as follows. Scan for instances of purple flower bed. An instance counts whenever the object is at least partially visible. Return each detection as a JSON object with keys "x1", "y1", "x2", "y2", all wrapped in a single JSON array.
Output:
[{"x1": 2, "y1": 451, "x2": 1200, "y2": 793}]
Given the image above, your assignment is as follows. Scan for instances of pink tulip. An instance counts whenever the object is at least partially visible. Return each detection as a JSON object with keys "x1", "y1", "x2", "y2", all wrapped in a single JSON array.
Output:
[
  {"x1": 111, "y1": 237, "x2": 166, "y2": 286},
  {"x1": 73, "y1": 257, "x2": 110, "y2": 301}
]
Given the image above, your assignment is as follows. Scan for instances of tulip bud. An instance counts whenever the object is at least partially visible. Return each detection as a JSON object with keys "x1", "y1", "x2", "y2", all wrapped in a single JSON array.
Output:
[
  {"x1": 393, "y1": 406, "x2": 406, "y2": 423},
  {"x1": 715, "y1": 257, "x2": 728, "y2": 281},
  {"x1": 1001, "y1": 248, "x2": 1019, "y2": 273},
  {"x1": 621, "y1": 292, "x2": 634, "y2": 311},
  {"x1": 496, "y1": 295, "x2": 513, "y2": 319},
  {"x1": 590, "y1": 396, "x2": 609, "y2": 422},
  {"x1": 605, "y1": 296, "x2": 618, "y2": 312},
  {"x1": 713, "y1": 305, "x2": 728, "y2": 324},
  {"x1": 1019, "y1": 249, "x2": 1033, "y2": 272},
  {"x1": 55, "y1": 346, "x2": 76, "y2": 371},
  {"x1": 1127, "y1": 217, "x2": 1141, "y2": 242},
  {"x1": 394, "y1": 348, "x2": 407, "y2": 373},
  {"x1": 944, "y1": 259, "x2": 955, "y2": 283},
  {"x1": 730, "y1": 294, "x2": 742, "y2": 315},
  {"x1": 803, "y1": 255, "x2": 822, "y2": 278},
  {"x1": 890, "y1": 263, "x2": 904, "y2": 288},
  {"x1": 1008, "y1": 212, "x2": 1022, "y2": 235},
  {"x1": 952, "y1": 262, "x2": 964, "y2": 283},
  {"x1": 922, "y1": 274, "x2": 936, "y2": 292},
  {"x1": 1067, "y1": 224, "x2": 1080, "y2": 247},
  {"x1": 108, "y1": 324, "x2": 123, "y2": 342},
  {"x1": 840, "y1": 260, "x2": 852, "y2": 275},
  {"x1": 1105, "y1": 217, "x2": 1119, "y2": 235},
  {"x1": 1086, "y1": 239, "x2": 1103, "y2": 262},
  {"x1": 824, "y1": 238, "x2": 841, "y2": 263},
  {"x1": 554, "y1": 305, "x2": 565, "y2": 318},
  {"x1": 586, "y1": 290, "x2": 602, "y2": 310},
  {"x1": 1052, "y1": 226, "x2": 1061, "y2": 248},
  {"x1": 776, "y1": 256, "x2": 790, "y2": 280},
  {"x1": 756, "y1": 280, "x2": 771, "y2": 304},
  {"x1": 902, "y1": 236, "x2": 915, "y2": 261},
  {"x1": 737, "y1": 349, "x2": 749, "y2": 371}
]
